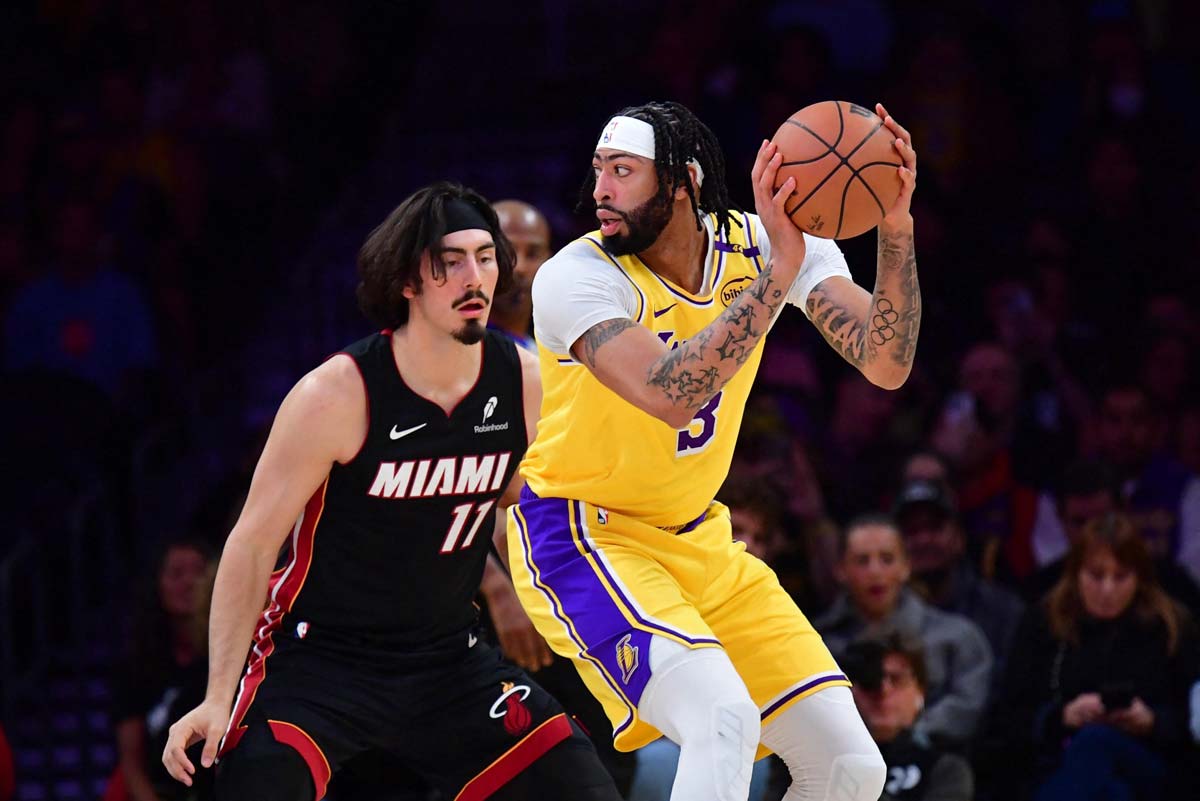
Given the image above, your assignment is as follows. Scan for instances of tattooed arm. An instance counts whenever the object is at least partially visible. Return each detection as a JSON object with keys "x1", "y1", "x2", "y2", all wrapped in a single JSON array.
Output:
[
  {"x1": 806, "y1": 103, "x2": 921, "y2": 390},
  {"x1": 571, "y1": 259, "x2": 797, "y2": 428},
  {"x1": 805, "y1": 221, "x2": 920, "y2": 389}
]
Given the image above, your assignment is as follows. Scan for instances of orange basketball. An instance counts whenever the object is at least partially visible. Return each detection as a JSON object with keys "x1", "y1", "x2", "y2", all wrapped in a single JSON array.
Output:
[{"x1": 771, "y1": 101, "x2": 902, "y2": 240}]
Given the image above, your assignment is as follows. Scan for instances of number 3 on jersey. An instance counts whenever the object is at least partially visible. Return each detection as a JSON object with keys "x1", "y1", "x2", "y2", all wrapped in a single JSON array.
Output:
[{"x1": 677, "y1": 391, "x2": 722, "y2": 456}]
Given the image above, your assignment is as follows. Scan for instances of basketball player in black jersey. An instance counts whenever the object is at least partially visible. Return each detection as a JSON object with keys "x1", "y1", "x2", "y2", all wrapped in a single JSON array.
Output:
[{"x1": 161, "y1": 182, "x2": 621, "y2": 801}]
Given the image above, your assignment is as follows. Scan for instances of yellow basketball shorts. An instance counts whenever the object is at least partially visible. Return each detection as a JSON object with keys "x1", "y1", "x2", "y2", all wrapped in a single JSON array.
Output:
[{"x1": 507, "y1": 486, "x2": 849, "y2": 757}]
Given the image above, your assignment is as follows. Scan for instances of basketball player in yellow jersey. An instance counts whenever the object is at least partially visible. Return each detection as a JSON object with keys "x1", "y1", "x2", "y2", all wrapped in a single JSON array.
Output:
[{"x1": 508, "y1": 101, "x2": 919, "y2": 801}]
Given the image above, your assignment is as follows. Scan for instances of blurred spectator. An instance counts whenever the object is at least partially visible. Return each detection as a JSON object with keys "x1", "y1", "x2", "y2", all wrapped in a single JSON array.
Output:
[
  {"x1": 900, "y1": 449, "x2": 950, "y2": 485},
  {"x1": 843, "y1": 636, "x2": 973, "y2": 801},
  {"x1": 109, "y1": 538, "x2": 214, "y2": 801},
  {"x1": 997, "y1": 513, "x2": 1199, "y2": 801},
  {"x1": 489, "y1": 199, "x2": 551, "y2": 350},
  {"x1": 894, "y1": 479, "x2": 1024, "y2": 690},
  {"x1": 822, "y1": 372, "x2": 906, "y2": 521},
  {"x1": 3, "y1": 196, "x2": 158, "y2": 402},
  {"x1": 931, "y1": 342, "x2": 1045, "y2": 579},
  {"x1": 720, "y1": 474, "x2": 781, "y2": 562},
  {"x1": 1140, "y1": 332, "x2": 1193, "y2": 423},
  {"x1": 815, "y1": 515, "x2": 993, "y2": 746},
  {"x1": 1092, "y1": 383, "x2": 1200, "y2": 582},
  {"x1": 1027, "y1": 459, "x2": 1200, "y2": 612},
  {"x1": 730, "y1": 426, "x2": 841, "y2": 614}
]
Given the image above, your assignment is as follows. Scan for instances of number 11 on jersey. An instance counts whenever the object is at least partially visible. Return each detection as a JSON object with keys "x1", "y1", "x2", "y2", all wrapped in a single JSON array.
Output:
[{"x1": 441, "y1": 500, "x2": 496, "y2": 553}]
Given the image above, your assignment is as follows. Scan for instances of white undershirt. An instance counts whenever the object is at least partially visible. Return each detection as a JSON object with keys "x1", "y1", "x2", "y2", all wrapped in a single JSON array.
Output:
[{"x1": 532, "y1": 213, "x2": 852, "y2": 356}]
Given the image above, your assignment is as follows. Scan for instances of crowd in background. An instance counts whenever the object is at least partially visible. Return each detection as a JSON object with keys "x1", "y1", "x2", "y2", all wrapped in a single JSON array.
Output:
[{"x1": 3, "y1": 1, "x2": 1199, "y2": 800}]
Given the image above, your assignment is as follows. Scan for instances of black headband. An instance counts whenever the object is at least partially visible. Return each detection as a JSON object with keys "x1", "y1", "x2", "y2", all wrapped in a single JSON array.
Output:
[{"x1": 442, "y1": 197, "x2": 493, "y2": 236}]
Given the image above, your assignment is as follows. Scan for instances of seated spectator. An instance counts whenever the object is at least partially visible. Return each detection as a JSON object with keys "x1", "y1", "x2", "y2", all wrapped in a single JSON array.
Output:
[
  {"x1": 997, "y1": 513, "x2": 1199, "y2": 801},
  {"x1": 895, "y1": 478, "x2": 1023, "y2": 687},
  {"x1": 3, "y1": 196, "x2": 158, "y2": 403},
  {"x1": 1026, "y1": 459, "x2": 1200, "y2": 612},
  {"x1": 844, "y1": 637, "x2": 973, "y2": 801},
  {"x1": 1091, "y1": 384, "x2": 1200, "y2": 583},
  {"x1": 110, "y1": 538, "x2": 214, "y2": 801},
  {"x1": 931, "y1": 342, "x2": 1047, "y2": 580},
  {"x1": 815, "y1": 515, "x2": 993, "y2": 746}
]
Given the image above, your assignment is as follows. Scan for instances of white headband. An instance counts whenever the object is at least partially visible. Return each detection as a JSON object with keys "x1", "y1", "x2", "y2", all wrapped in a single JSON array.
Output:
[{"x1": 596, "y1": 115, "x2": 704, "y2": 187}]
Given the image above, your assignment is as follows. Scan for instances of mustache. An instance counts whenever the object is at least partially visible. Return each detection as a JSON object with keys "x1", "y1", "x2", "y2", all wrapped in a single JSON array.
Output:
[
  {"x1": 596, "y1": 204, "x2": 629, "y2": 222},
  {"x1": 453, "y1": 289, "x2": 491, "y2": 308}
]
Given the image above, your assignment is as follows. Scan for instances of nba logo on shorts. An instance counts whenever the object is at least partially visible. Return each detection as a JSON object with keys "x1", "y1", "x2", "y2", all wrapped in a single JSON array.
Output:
[
  {"x1": 616, "y1": 634, "x2": 639, "y2": 684},
  {"x1": 296, "y1": 621, "x2": 309, "y2": 639},
  {"x1": 597, "y1": 507, "x2": 609, "y2": 526}
]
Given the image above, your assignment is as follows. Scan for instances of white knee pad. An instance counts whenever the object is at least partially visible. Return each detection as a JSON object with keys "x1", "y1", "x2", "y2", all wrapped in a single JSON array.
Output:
[
  {"x1": 826, "y1": 753, "x2": 887, "y2": 801},
  {"x1": 639, "y1": 637, "x2": 760, "y2": 801},
  {"x1": 761, "y1": 686, "x2": 885, "y2": 801}
]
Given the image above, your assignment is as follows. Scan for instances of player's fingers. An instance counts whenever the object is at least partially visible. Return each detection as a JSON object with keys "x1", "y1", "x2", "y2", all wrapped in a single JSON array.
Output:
[
  {"x1": 200, "y1": 724, "x2": 224, "y2": 769},
  {"x1": 888, "y1": 117, "x2": 913, "y2": 148},
  {"x1": 893, "y1": 138, "x2": 916, "y2": 172},
  {"x1": 163, "y1": 742, "x2": 195, "y2": 784},
  {"x1": 771, "y1": 175, "x2": 796, "y2": 210},
  {"x1": 757, "y1": 152, "x2": 783, "y2": 208},
  {"x1": 753, "y1": 146, "x2": 780, "y2": 201},
  {"x1": 750, "y1": 139, "x2": 770, "y2": 185}
]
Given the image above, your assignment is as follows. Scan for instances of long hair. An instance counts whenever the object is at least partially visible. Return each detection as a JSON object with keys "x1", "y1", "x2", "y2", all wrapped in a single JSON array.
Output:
[
  {"x1": 1046, "y1": 512, "x2": 1180, "y2": 653},
  {"x1": 357, "y1": 182, "x2": 516, "y2": 329},
  {"x1": 577, "y1": 101, "x2": 740, "y2": 239},
  {"x1": 127, "y1": 537, "x2": 216, "y2": 676}
]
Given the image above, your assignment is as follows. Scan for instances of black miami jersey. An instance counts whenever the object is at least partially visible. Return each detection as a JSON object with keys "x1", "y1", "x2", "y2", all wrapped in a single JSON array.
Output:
[{"x1": 270, "y1": 328, "x2": 527, "y2": 648}]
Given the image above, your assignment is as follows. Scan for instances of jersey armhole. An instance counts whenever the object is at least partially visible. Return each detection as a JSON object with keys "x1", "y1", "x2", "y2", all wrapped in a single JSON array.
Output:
[{"x1": 324, "y1": 351, "x2": 370, "y2": 465}]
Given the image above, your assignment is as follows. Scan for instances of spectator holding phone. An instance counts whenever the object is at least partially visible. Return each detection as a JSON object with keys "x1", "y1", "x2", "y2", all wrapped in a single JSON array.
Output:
[{"x1": 997, "y1": 512, "x2": 1199, "y2": 801}]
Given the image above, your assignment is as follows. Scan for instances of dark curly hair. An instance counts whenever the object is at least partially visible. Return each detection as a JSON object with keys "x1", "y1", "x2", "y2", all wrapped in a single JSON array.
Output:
[
  {"x1": 577, "y1": 101, "x2": 741, "y2": 239},
  {"x1": 357, "y1": 182, "x2": 516, "y2": 329}
]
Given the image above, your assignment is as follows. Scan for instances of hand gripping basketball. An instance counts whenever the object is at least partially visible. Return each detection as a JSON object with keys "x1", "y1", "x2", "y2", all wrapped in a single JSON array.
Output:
[
  {"x1": 770, "y1": 101, "x2": 916, "y2": 238},
  {"x1": 751, "y1": 138, "x2": 808, "y2": 274},
  {"x1": 876, "y1": 102, "x2": 916, "y2": 227}
]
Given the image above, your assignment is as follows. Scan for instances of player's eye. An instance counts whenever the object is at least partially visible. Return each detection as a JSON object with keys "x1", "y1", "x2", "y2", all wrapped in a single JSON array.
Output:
[{"x1": 614, "y1": 165, "x2": 630, "y2": 177}]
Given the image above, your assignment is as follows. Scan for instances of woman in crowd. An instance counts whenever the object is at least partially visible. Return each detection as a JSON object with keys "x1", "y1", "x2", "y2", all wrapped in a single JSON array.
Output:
[
  {"x1": 999, "y1": 513, "x2": 1199, "y2": 800},
  {"x1": 109, "y1": 538, "x2": 214, "y2": 801}
]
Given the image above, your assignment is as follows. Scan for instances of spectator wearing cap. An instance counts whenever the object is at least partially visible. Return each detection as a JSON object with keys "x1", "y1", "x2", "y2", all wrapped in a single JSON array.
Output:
[
  {"x1": 895, "y1": 478, "x2": 1024, "y2": 687},
  {"x1": 1024, "y1": 460, "x2": 1200, "y2": 613},
  {"x1": 843, "y1": 636, "x2": 974, "y2": 801},
  {"x1": 815, "y1": 515, "x2": 993, "y2": 746}
]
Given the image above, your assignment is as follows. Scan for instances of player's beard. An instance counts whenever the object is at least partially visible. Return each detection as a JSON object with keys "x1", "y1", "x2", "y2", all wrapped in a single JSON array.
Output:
[
  {"x1": 451, "y1": 289, "x2": 490, "y2": 345},
  {"x1": 599, "y1": 188, "x2": 673, "y2": 256},
  {"x1": 453, "y1": 319, "x2": 486, "y2": 345}
]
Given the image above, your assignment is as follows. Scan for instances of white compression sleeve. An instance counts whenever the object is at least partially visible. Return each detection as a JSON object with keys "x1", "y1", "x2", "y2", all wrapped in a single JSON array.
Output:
[
  {"x1": 638, "y1": 637, "x2": 761, "y2": 801},
  {"x1": 760, "y1": 686, "x2": 885, "y2": 801}
]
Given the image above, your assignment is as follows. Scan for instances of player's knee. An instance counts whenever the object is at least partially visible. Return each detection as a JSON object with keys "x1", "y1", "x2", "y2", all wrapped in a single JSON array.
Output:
[
  {"x1": 827, "y1": 751, "x2": 887, "y2": 801},
  {"x1": 702, "y1": 697, "x2": 761, "y2": 801}
]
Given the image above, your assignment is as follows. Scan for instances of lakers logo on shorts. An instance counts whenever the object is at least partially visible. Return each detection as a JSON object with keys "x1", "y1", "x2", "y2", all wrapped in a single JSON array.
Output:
[{"x1": 616, "y1": 634, "x2": 639, "y2": 684}]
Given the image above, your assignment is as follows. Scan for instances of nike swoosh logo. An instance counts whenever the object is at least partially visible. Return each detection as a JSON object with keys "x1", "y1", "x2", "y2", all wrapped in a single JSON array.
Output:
[
  {"x1": 653, "y1": 304, "x2": 677, "y2": 318},
  {"x1": 468, "y1": 633, "x2": 478, "y2": 648},
  {"x1": 389, "y1": 423, "x2": 427, "y2": 440}
]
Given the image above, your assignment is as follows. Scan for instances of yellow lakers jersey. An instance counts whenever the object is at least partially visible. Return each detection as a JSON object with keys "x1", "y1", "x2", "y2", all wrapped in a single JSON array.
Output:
[{"x1": 522, "y1": 212, "x2": 768, "y2": 527}]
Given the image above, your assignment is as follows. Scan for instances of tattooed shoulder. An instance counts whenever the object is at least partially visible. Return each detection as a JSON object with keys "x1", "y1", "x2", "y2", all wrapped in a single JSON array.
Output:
[{"x1": 576, "y1": 317, "x2": 638, "y2": 368}]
